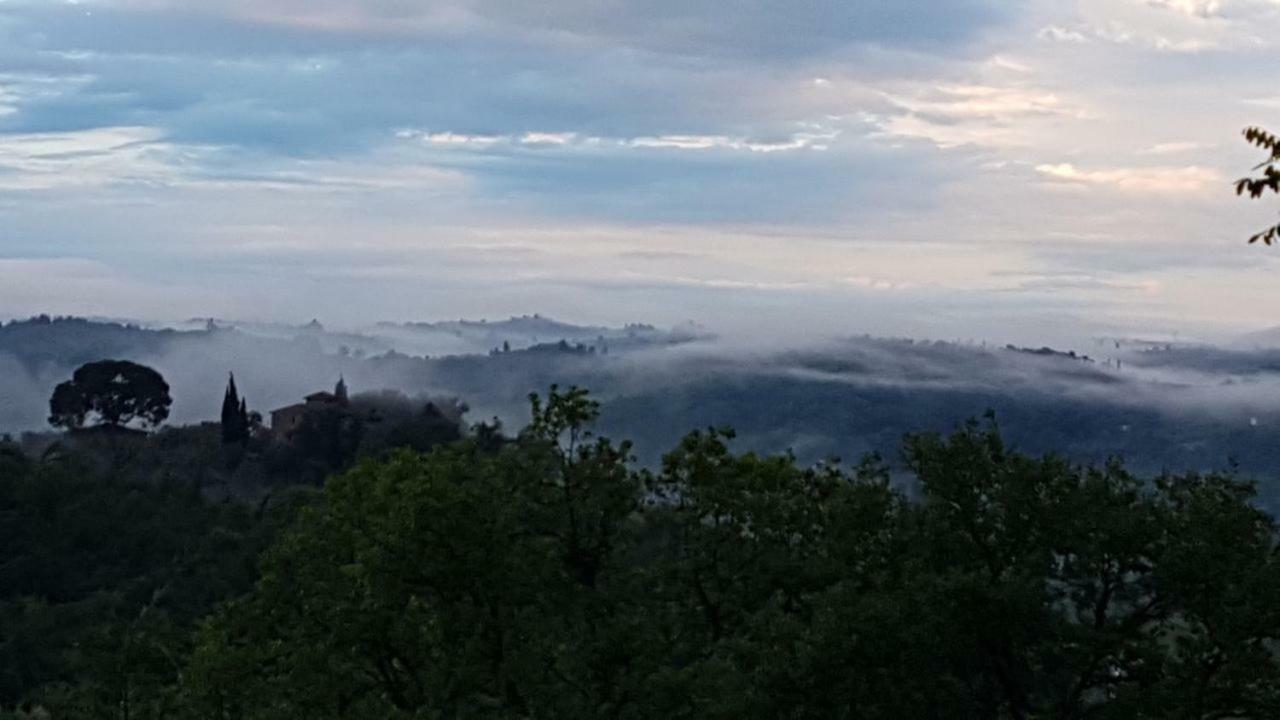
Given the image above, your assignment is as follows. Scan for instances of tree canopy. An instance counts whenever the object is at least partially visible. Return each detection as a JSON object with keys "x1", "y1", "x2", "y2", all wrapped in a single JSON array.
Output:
[
  {"x1": 48, "y1": 360, "x2": 172, "y2": 431},
  {"x1": 6, "y1": 387, "x2": 1280, "y2": 718},
  {"x1": 179, "y1": 390, "x2": 1280, "y2": 719}
]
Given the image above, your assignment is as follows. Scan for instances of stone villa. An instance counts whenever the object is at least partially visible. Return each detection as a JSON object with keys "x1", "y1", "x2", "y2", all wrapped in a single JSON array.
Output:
[{"x1": 269, "y1": 378, "x2": 349, "y2": 437}]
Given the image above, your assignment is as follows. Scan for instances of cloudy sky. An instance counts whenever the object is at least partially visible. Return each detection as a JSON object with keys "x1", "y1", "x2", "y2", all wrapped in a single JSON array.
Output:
[{"x1": 0, "y1": 0, "x2": 1278, "y2": 340}]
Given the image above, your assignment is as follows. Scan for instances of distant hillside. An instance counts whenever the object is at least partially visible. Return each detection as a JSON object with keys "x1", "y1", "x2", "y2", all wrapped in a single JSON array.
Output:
[
  {"x1": 377, "y1": 315, "x2": 710, "y2": 355},
  {"x1": 0, "y1": 314, "x2": 699, "y2": 433},
  {"x1": 393, "y1": 315, "x2": 609, "y2": 338},
  {"x1": 0, "y1": 315, "x2": 190, "y2": 370},
  {"x1": 1236, "y1": 325, "x2": 1280, "y2": 349},
  {"x1": 7, "y1": 316, "x2": 1280, "y2": 508}
]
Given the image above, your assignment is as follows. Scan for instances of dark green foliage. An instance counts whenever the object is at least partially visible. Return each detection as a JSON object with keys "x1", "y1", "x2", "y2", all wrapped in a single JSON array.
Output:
[
  {"x1": 5, "y1": 382, "x2": 1280, "y2": 718},
  {"x1": 1238, "y1": 126, "x2": 1280, "y2": 244},
  {"x1": 0, "y1": 450, "x2": 288, "y2": 719},
  {"x1": 291, "y1": 406, "x2": 364, "y2": 478},
  {"x1": 377, "y1": 409, "x2": 461, "y2": 455},
  {"x1": 178, "y1": 391, "x2": 1280, "y2": 719},
  {"x1": 350, "y1": 391, "x2": 465, "y2": 459},
  {"x1": 219, "y1": 375, "x2": 251, "y2": 445},
  {"x1": 48, "y1": 360, "x2": 171, "y2": 431}
]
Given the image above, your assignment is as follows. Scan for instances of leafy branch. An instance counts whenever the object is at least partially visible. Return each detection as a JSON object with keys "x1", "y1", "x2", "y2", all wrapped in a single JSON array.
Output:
[{"x1": 1236, "y1": 126, "x2": 1280, "y2": 244}]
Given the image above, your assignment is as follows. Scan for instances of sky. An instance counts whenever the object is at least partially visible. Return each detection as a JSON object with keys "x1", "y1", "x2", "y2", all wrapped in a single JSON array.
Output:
[{"x1": 1, "y1": 0, "x2": 1279, "y2": 342}]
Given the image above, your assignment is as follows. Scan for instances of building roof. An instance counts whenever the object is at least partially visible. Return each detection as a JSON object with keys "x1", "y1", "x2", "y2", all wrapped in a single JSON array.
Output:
[{"x1": 270, "y1": 403, "x2": 307, "y2": 416}]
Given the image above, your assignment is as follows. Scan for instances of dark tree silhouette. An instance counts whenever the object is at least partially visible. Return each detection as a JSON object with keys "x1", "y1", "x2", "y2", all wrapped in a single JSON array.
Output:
[
  {"x1": 1237, "y1": 126, "x2": 1280, "y2": 244},
  {"x1": 48, "y1": 360, "x2": 171, "y2": 431},
  {"x1": 220, "y1": 373, "x2": 250, "y2": 444}
]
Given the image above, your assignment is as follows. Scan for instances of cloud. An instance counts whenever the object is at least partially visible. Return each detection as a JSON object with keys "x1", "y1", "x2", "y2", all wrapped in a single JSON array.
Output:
[
  {"x1": 1140, "y1": 141, "x2": 1209, "y2": 155},
  {"x1": 0, "y1": 0, "x2": 1277, "y2": 338},
  {"x1": 1036, "y1": 0, "x2": 1273, "y2": 54},
  {"x1": 1038, "y1": 25, "x2": 1091, "y2": 43},
  {"x1": 404, "y1": 128, "x2": 834, "y2": 154},
  {"x1": 1144, "y1": 0, "x2": 1224, "y2": 18},
  {"x1": 0, "y1": 125, "x2": 190, "y2": 190},
  {"x1": 1010, "y1": 273, "x2": 1163, "y2": 294},
  {"x1": 1034, "y1": 163, "x2": 1222, "y2": 193},
  {"x1": 414, "y1": 131, "x2": 507, "y2": 148},
  {"x1": 0, "y1": 0, "x2": 1016, "y2": 156},
  {"x1": 70, "y1": 0, "x2": 1012, "y2": 59},
  {"x1": 0, "y1": 0, "x2": 1007, "y2": 232},
  {"x1": 1037, "y1": 21, "x2": 1222, "y2": 52},
  {"x1": 871, "y1": 82, "x2": 1090, "y2": 149},
  {"x1": 0, "y1": 124, "x2": 469, "y2": 193}
]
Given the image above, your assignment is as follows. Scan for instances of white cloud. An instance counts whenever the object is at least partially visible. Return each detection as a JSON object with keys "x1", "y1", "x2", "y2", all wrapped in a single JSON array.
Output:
[
  {"x1": 400, "y1": 128, "x2": 832, "y2": 154},
  {"x1": 1144, "y1": 0, "x2": 1224, "y2": 18},
  {"x1": 0, "y1": 126, "x2": 470, "y2": 194},
  {"x1": 520, "y1": 132, "x2": 575, "y2": 145},
  {"x1": 1035, "y1": 162, "x2": 1222, "y2": 193},
  {"x1": 985, "y1": 55, "x2": 1034, "y2": 73},
  {"x1": 1040, "y1": 0, "x2": 1263, "y2": 54},
  {"x1": 1038, "y1": 25, "x2": 1090, "y2": 42},
  {"x1": 901, "y1": 84, "x2": 1067, "y2": 119},
  {"x1": 1141, "y1": 141, "x2": 1208, "y2": 154},
  {"x1": 417, "y1": 131, "x2": 505, "y2": 147},
  {"x1": 1038, "y1": 21, "x2": 1221, "y2": 52},
  {"x1": 840, "y1": 274, "x2": 916, "y2": 291},
  {"x1": 0, "y1": 126, "x2": 187, "y2": 190},
  {"x1": 1148, "y1": 33, "x2": 1218, "y2": 51},
  {"x1": 627, "y1": 133, "x2": 830, "y2": 153},
  {"x1": 873, "y1": 83, "x2": 1090, "y2": 148}
]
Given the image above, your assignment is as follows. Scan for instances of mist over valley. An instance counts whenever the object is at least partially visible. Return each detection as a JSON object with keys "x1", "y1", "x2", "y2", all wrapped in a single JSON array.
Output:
[{"x1": 7, "y1": 312, "x2": 1280, "y2": 502}]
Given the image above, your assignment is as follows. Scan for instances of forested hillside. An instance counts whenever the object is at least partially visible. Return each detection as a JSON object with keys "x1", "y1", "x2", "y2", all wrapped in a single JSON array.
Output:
[
  {"x1": 5, "y1": 316, "x2": 1280, "y2": 503},
  {"x1": 3, "y1": 388, "x2": 1280, "y2": 718}
]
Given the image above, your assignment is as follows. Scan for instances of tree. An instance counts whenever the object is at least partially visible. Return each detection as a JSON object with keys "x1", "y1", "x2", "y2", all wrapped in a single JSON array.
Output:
[
  {"x1": 48, "y1": 360, "x2": 171, "y2": 431},
  {"x1": 1237, "y1": 126, "x2": 1280, "y2": 244},
  {"x1": 220, "y1": 374, "x2": 250, "y2": 445}
]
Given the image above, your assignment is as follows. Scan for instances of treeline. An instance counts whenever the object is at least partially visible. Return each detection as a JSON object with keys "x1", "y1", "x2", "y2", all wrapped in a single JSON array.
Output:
[
  {"x1": 4, "y1": 388, "x2": 1280, "y2": 718},
  {"x1": 0, "y1": 317, "x2": 183, "y2": 371},
  {"x1": 17, "y1": 383, "x2": 469, "y2": 495}
]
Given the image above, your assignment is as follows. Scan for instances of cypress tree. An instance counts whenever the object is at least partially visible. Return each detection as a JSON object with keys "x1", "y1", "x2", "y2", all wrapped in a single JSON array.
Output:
[
  {"x1": 221, "y1": 374, "x2": 244, "y2": 444},
  {"x1": 239, "y1": 397, "x2": 251, "y2": 438}
]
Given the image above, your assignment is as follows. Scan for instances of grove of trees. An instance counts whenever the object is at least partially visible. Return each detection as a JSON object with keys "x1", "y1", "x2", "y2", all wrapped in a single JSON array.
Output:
[{"x1": 6, "y1": 387, "x2": 1280, "y2": 718}]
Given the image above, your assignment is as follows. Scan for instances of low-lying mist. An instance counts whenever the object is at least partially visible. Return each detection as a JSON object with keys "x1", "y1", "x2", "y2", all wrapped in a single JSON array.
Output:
[{"x1": 6, "y1": 314, "x2": 1280, "y2": 502}]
